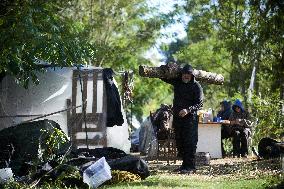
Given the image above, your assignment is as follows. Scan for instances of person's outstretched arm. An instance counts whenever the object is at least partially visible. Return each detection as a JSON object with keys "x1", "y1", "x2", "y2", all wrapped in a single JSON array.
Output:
[
  {"x1": 160, "y1": 78, "x2": 179, "y2": 85},
  {"x1": 188, "y1": 82, "x2": 204, "y2": 113}
]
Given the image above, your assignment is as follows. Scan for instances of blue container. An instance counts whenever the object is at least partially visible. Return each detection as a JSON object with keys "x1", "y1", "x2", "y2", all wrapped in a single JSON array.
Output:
[{"x1": 217, "y1": 117, "x2": 222, "y2": 122}]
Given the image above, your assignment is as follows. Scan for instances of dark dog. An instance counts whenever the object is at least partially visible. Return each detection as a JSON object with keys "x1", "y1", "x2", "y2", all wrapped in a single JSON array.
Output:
[
  {"x1": 150, "y1": 104, "x2": 173, "y2": 140},
  {"x1": 258, "y1": 137, "x2": 284, "y2": 159}
]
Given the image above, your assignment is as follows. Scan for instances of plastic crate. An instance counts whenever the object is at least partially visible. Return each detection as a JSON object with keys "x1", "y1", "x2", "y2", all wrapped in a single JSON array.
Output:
[{"x1": 83, "y1": 157, "x2": 112, "y2": 188}]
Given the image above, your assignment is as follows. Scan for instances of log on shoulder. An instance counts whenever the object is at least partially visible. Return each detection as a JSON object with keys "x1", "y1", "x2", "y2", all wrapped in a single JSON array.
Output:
[{"x1": 139, "y1": 64, "x2": 224, "y2": 85}]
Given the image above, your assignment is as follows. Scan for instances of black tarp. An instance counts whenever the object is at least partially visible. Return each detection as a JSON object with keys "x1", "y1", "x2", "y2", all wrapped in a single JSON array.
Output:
[
  {"x1": 70, "y1": 148, "x2": 149, "y2": 180},
  {"x1": 0, "y1": 119, "x2": 70, "y2": 175},
  {"x1": 107, "y1": 155, "x2": 150, "y2": 179}
]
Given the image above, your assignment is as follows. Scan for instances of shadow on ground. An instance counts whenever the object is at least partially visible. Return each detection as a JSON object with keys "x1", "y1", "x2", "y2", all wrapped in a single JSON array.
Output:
[{"x1": 148, "y1": 157, "x2": 282, "y2": 178}]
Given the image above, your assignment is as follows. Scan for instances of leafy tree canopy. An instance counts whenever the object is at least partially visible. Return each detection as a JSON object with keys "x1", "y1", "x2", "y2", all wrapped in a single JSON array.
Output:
[
  {"x1": 160, "y1": 0, "x2": 284, "y2": 142},
  {"x1": 0, "y1": 0, "x2": 181, "y2": 120}
]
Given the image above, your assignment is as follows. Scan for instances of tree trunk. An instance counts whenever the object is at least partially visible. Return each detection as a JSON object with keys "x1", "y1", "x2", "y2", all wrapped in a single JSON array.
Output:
[
  {"x1": 281, "y1": 82, "x2": 284, "y2": 115},
  {"x1": 255, "y1": 53, "x2": 260, "y2": 95},
  {"x1": 232, "y1": 53, "x2": 246, "y2": 103},
  {"x1": 139, "y1": 64, "x2": 224, "y2": 85},
  {"x1": 280, "y1": 50, "x2": 284, "y2": 115}
]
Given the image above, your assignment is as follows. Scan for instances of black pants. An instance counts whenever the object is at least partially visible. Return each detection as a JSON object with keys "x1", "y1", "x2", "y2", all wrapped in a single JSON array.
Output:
[
  {"x1": 173, "y1": 114, "x2": 198, "y2": 169},
  {"x1": 232, "y1": 127, "x2": 250, "y2": 157}
]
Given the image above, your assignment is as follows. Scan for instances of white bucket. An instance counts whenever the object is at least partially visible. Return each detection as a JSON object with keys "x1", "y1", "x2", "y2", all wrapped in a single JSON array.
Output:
[
  {"x1": 83, "y1": 157, "x2": 112, "y2": 188},
  {"x1": 0, "y1": 168, "x2": 13, "y2": 183}
]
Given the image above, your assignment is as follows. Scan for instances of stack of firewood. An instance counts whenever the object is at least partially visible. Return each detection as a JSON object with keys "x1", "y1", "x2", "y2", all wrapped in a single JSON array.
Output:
[{"x1": 139, "y1": 64, "x2": 224, "y2": 85}]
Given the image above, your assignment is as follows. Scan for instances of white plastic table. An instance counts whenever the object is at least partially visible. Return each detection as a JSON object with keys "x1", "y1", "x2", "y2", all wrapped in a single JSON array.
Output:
[{"x1": 196, "y1": 122, "x2": 222, "y2": 158}]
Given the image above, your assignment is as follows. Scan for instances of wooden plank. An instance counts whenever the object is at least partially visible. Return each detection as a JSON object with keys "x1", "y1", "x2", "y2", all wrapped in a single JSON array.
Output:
[
  {"x1": 72, "y1": 71, "x2": 78, "y2": 115},
  {"x1": 82, "y1": 72, "x2": 88, "y2": 111},
  {"x1": 92, "y1": 70, "x2": 97, "y2": 114},
  {"x1": 101, "y1": 77, "x2": 107, "y2": 147},
  {"x1": 72, "y1": 114, "x2": 83, "y2": 148},
  {"x1": 66, "y1": 99, "x2": 72, "y2": 138},
  {"x1": 76, "y1": 139, "x2": 106, "y2": 146},
  {"x1": 72, "y1": 113, "x2": 99, "y2": 121}
]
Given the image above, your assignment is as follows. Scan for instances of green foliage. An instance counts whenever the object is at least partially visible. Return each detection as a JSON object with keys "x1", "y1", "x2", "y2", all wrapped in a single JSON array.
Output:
[
  {"x1": 72, "y1": 0, "x2": 179, "y2": 119},
  {"x1": 51, "y1": 165, "x2": 85, "y2": 188},
  {"x1": 164, "y1": 0, "x2": 284, "y2": 141},
  {"x1": 0, "y1": 0, "x2": 92, "y2": 87},
  {"x1": 222, "y1": 138, "x2": 233, "y2": 155},
  {"x1": 176, "y1": 36, "x2": 232, "y2": 109},
  {"x1": 132, "y1": 77, "x2": 173, "y2": 122},
  {"x1": 0, "y1": 0, "x2": 180, "y2": 119},
  {"x1": 177, "y1": 0, "x2": 283, "y2": 102},
  {"x1": 2, "y1": 181, "x2": 26, "y2": 189},
  {"x1": 39, "y1": 128, "x2": 69, "y2": 162},
  {"x1": 262, "y1": 175, "x2": 284, "y2": 189},
  {"x1": 250, "y1": 92, "x2": 284, "y2": 145},
  {"x1": 2, "y1": 180, "x2": 85, "y2": 189},
  {"x1": 2, "y1": 0, "x2": 283, "y2": 123},
  {"x1": 64, "y1": 0, "x2": 175, "y2": 69},
  {"x1": 160, "y1": 38, "x2": 188, "y2": 63}
]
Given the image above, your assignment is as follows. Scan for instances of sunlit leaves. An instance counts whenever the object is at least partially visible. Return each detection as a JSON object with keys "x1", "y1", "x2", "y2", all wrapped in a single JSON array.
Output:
[{"x1": 0, "y1": 0, "x2": 92, "y2": 87}]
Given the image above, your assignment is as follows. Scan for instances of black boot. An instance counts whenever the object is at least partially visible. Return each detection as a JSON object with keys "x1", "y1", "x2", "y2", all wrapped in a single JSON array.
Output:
[{"x1": 180, "y1": 158, "x2": 196, "y2": 174}]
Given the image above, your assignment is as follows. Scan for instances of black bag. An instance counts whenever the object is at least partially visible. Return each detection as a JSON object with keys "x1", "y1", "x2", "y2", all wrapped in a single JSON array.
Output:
[
  {"x1": 258, "y1": 137, "x2": 284, "y2": 159},
  {"x1": 108, "y1": 155, "x2": 150, "y2": 179}
]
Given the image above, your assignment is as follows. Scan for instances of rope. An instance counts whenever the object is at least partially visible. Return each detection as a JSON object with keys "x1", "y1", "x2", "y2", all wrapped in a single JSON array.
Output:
[
  {"x1": 0, "y1": 114, "x2": 43, "y2": 118},
  {"x1": 22, "y1": 103, "x2": 84, "y2": 123}
]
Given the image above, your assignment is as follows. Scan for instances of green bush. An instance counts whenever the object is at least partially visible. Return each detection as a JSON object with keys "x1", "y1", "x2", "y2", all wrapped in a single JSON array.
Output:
[{"x1": 250, "y1": 92, "x2": 284, "y2": 145}]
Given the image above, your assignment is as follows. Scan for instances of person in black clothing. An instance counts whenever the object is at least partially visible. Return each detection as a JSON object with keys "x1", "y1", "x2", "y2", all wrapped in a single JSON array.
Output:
[
  {"x1": 229, "y1": 99, "x2": 251, "y2": 158},
  {"x1": 217, "y1": 100, "x2": 232, "y2": 157},
  {"x1": 161, "y1": 64, "x2": 203, "y2": 174}
]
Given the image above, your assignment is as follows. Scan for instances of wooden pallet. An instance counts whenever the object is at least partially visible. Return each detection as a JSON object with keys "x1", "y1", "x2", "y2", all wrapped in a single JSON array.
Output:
[{"x1": 67, "y1": 69, "x2": 107, "y2": 149}]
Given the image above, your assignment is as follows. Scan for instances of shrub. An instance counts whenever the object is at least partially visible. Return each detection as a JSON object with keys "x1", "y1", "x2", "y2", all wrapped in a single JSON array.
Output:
[{"x1": 250, "y1": 92, "x2": 283, "y2": 145}]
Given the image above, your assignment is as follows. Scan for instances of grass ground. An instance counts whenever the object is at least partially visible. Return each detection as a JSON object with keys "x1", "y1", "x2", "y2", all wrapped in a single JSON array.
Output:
[
  {"x1": 101, "y1": 157, "x2": 283, "y2": 189},
  {"x1": 2, "y1": 157, "x2": 283, "y2": 189}
]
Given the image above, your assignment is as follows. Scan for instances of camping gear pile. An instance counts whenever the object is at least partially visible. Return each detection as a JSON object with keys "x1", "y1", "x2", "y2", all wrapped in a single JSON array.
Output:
[{"x1": 0, "y1": 119, "x2": 149, "y2": 188}]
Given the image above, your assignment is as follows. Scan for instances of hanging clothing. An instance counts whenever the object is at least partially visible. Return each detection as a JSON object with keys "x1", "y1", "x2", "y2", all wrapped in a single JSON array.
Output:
[{"x1": 103, "y1": 68, "x2": 124, "y2": 127}]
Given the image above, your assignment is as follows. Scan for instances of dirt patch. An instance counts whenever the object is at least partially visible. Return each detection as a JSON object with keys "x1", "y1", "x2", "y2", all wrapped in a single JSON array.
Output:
[{"x1": 147, "y1": 157, "x2": 282, "y2": 180}]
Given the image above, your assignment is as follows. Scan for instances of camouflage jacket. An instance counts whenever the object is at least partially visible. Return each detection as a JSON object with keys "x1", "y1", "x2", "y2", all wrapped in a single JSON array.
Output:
[{"x1": 229, "y1": 110, "x2": 252, "y2": 128}]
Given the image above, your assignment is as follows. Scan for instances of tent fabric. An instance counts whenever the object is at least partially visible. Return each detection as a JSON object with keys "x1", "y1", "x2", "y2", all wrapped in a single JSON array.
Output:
[{"x1": 138, "y1": 117, "x2": 158, "y2": 158}]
